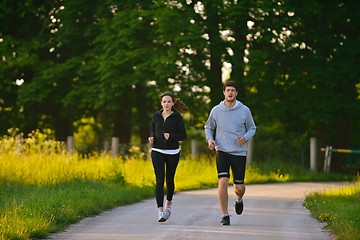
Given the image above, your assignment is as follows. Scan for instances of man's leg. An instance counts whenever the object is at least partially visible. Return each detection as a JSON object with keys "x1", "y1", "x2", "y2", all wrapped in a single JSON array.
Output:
[
  {"x1": 234, "y1": 183, "x2": 245, "y2": 202},
  {"x1": 218, "y1": 177, "x2": 230, "y2": 216},
  {"x1": 216, "y1": 151, "x2": 231, "y2": 225},
  {"x1": 231, "y1": 155, "x2": 247, "y2": 215}
]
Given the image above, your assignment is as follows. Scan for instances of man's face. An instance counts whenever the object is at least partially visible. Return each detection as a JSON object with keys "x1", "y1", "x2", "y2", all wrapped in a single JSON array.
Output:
[{"x1": 223, "y1": 86, "x2": 237, "y2": 102}]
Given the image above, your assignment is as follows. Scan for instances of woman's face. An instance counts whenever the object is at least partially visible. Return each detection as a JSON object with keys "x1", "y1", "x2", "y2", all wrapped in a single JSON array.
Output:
[{"x1": 161, "y1": 95, "x2": 174, "y2": 111}]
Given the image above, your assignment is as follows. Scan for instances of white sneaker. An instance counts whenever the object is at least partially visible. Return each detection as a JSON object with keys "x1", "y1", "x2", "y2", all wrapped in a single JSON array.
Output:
[
  {"x1": 158, "y1": 211, "x2": 166, "y2": 222},
  {"x1": 163, "y1": 207, "x2": 172, "y2": 220}
]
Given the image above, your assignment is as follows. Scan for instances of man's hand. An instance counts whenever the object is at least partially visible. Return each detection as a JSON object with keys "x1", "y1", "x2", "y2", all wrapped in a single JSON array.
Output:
[
  {"x1": 208, "y1": 139, "x2": 216, "y2": 150},
  {"x1": 237, "y1": 136, "x2": 246, "y2": 145},
  {"x1": 148, "y1": 136, "x2": 154, "y2": 145}
]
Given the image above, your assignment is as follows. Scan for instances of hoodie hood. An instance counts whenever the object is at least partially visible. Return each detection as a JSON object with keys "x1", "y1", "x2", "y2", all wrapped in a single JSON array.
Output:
[{"x1": 219, "y1": 100, "x2": 244, "y2": 111}]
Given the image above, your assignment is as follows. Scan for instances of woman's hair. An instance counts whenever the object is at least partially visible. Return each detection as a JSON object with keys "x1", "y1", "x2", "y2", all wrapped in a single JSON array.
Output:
[{"x1": 160, "y1": 91, "x2": 188, "y2": 113}]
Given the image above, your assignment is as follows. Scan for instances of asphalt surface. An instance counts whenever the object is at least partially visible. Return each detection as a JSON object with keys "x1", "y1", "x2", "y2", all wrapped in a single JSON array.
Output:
[{"x1": 48, "y1": 182, "x2": 345, "y2": 240}]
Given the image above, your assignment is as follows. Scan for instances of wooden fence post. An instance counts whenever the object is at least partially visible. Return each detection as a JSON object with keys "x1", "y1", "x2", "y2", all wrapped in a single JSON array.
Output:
[
  {"x1": 323, "y1": 146, "x2": 332, "y2": 173},
  {"x1": 67, "y1": 136, "x2": 75, "y2": 154},
  {"x1": 111, "y1": 137, "x2": 119, "y2": 159},
  {"x1": 15, "y1": 135, "x2": 23, "y2": 155},
  {"x1": 310, "y1": 137, "x2": 318, "y2": 171},
  {"x1": 191, "y1": 139, "x2": 198, "y2": 158}
]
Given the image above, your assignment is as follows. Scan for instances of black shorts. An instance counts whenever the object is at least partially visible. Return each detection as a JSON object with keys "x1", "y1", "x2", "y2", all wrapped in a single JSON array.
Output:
[{"x1": 216, "y1": 151, "x2": 246, "y2": 184}]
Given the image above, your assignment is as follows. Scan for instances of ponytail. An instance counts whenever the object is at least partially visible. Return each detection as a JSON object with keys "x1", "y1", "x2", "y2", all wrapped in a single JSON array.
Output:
[{"x1": 173, "y1": 99, "x2": 188, "y2": 113}]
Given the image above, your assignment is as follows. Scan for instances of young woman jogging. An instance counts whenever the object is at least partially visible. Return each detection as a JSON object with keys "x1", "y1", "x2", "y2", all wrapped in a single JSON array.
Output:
[{"x1": 148, "y1": 91, "x2": 188, "y2": 222}]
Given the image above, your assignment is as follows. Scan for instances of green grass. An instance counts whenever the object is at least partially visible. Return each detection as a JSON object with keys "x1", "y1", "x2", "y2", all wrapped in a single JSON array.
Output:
[
  {"x1": 304, "y1": 181, "x2": 360, "y2": 240},
  {"x1": 0, "y1": 130, "x2": 358, "y2": 240},
  {"x1": 0, "y1": 181, "x2": 153, "y2": 240}
]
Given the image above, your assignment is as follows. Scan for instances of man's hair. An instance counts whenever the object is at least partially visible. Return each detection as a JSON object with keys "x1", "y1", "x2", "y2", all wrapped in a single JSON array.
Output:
[{"x1": 223, "y1": 80, "x2": 238, "y2": 92}]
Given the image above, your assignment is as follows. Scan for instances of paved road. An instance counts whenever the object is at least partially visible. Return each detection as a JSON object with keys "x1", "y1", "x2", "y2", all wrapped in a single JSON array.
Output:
[{"x1": 48, "y1": 182, "x2": 345, "y2": 240}]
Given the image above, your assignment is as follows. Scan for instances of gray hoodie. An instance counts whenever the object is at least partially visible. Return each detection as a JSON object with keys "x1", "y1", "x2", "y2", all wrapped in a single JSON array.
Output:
[{"x1": 204, "y1": 100, "x2": 256, "y2": 156}]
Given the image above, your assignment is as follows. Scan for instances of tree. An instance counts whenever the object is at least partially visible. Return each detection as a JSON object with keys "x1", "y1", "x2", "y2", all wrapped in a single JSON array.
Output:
[
  {"x1": 1, "y1": 0, "x2": 358, "y2": 170},
  {"x1": 82, "y1": 1, "x2": 160, "y2": 145},
  {"x1": 0, "y1": 0, "x2": 56, "y2": 135},
  {"x1": 280, "y1": 0, "x2": 360, "y2": 170},
  {"x1": 242, "y1": 0, "x2": 360, "y2": 169}
]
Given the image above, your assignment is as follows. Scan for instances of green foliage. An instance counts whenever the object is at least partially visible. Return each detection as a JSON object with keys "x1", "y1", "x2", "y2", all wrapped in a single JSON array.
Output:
[
  {"x1": 252, "y1": 121, "x2": 310, "y2": 164},
  {"x1": 0, "y1": 0, "x2": 359, "y2": 171},
  {"x1": 73, "y1": 117, "x2": 101, "y2": 154}
]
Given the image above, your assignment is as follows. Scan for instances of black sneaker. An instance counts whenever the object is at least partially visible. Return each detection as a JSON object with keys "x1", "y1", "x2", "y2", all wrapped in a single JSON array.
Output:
[
  {"x1": 221, "y1": 215, "x2": 230, "y2": 226},
  {"x1": 235, "y1": 199, "x2": 244, "y2": 215}
]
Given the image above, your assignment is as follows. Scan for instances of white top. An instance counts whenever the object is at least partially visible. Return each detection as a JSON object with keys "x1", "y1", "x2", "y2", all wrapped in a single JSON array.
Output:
[{"x1": 152, "y1": 148, "x2": 180, "y2": 155}]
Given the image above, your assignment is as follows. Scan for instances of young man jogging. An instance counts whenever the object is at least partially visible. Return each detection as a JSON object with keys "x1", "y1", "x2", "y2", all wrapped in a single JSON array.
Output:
[{"x1": 204, "y1": 80, "x2": 256, "y2": 225}]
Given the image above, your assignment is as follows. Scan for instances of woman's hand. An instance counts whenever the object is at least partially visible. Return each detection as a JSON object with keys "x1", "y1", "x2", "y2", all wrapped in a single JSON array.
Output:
[
  {"x1": 148, "y1": 136, "x2": 154, "y2": 145},
  {"x1": 164, "y1": 133, "x2": 170, "y2": 140}
]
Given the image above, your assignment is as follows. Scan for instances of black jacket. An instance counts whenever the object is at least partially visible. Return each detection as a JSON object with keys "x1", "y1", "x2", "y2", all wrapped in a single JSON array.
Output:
[{"x1": 151, "y1": 110, "x2": 187, "y2": 150}]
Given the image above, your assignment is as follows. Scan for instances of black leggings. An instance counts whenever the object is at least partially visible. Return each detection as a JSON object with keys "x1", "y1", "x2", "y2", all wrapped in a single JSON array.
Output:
[{"x1": 151, "y1": 150, "x2": 180, "y2": 208}]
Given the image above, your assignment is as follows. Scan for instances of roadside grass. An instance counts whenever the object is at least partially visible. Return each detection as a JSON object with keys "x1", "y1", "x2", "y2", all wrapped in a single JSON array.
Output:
[
  {"x1": 304, "y1": 180, "x2": 360, "y2": 240},
  {"x1": 0, "y1": 130, "x2": 357, "y2": 239},
  {"x1": 0, "y1": 181, "x2": 153, "y2": 240}
]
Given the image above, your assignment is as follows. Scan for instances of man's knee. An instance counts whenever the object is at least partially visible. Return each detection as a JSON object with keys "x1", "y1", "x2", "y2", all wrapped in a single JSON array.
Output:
[{"x1": 218, "y1": 177, "x2": 229, "y2": 187}]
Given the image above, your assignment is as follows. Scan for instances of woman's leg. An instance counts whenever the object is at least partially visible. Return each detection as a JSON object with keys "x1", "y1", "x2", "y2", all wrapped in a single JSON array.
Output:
[
  {"x1": 165, "y1": 153, "x2": 180, "y2": 203},
  {"x1": 151, "y1": 151, "x2": 166, "y2": 208}
]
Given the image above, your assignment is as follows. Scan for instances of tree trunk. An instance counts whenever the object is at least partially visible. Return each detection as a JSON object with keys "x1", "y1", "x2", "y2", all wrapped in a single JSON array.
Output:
[
  {"x1": 54, "y1": 114, "x2": 73, "y2": 142},
  {"x1": 134, "y1": 82, "x2": 151, "y2": 144},
  {"x1": 98, "y1": 109, "x2": 110, "y2": 151},
  {"x1": 113, "y1": 108, "x2": 131, "y2": 144},
  {"x1": 206, "y1": 4, "x2": 224, "y2": 106},
  {"x1": 22, "y1": 104, "x2": 40, "y2": 136}
]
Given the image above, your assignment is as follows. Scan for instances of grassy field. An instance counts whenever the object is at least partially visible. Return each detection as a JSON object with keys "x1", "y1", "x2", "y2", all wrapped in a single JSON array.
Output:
[{"x1": 0, "y1": 130, "x2": 358, "y2": 240}]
